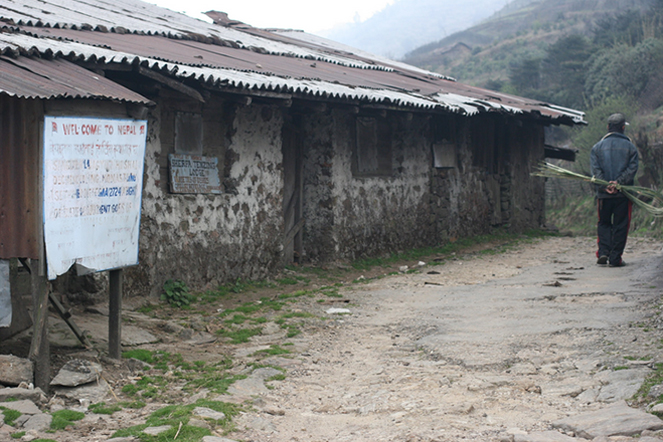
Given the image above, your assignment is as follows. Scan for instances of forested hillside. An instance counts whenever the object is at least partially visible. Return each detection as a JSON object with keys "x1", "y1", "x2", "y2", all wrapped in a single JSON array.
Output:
[{"x1": 405, "y1": 0, "x2": 663, "y2": 236}]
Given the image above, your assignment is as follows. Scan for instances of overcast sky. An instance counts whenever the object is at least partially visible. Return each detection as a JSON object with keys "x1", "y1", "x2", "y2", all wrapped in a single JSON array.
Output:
[{"x1": 147, "y1": 0, "x2": 396, "y2": 33}]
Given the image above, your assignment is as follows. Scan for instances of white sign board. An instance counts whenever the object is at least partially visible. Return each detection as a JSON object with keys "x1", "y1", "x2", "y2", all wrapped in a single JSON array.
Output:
[{"x1": 43, "y1": 116, "x2": 147, "y2": 280}]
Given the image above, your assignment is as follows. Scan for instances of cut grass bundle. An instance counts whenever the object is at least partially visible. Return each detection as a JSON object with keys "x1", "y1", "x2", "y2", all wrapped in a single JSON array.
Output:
[{"x1": 533, "y1": 162, "x2": 663, "y2": 217}]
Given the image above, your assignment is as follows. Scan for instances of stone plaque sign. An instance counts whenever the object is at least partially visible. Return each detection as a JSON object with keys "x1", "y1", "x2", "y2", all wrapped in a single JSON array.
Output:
[{"x1": 169, "y1": 154, "x2": 222, "y2": 194}]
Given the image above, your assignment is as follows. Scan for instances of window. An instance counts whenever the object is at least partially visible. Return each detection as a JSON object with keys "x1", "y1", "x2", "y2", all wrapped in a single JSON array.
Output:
[
  {"x1": 431, "y1": 115, "x2": 457, "y2": 169},
  {"x1": 353, "y1": 116, "x2": 392, "y2": 176},
  {"x1": 174, "y1": 112, "x2": 203, "y2": 155}
]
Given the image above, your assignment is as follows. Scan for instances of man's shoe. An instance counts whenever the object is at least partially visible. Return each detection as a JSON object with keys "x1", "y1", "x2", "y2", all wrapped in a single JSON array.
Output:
[
  {"x1": 597, "y1": 255, "x2": 608, "y2": 265},
  {"x1": 609, "y1": 260, "x2": 626, "y2": 267}
]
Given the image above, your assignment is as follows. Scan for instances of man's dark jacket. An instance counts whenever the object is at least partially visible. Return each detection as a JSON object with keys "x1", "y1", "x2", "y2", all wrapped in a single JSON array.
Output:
[{"x1": 589, "y1": 132, "x2": 639, "y2": 199}]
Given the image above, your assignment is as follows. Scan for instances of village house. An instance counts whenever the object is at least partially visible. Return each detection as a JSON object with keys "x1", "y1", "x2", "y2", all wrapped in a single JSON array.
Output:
[{"x1": 0, "y1": 0, "x2": 584, "y2": 303}]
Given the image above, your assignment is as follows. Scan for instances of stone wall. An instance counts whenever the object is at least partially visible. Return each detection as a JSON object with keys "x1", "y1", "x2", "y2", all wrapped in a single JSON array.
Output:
[
  {"x1": 125, "y1": 95, "x2": 547, "y2": 296},
  {"x1": 329, "y1": 110, "x2": 434, "y2": 261},
  {"x1": 299, "y1": 111, "x2": 336, "y2": 263},
  {"x1": 429, "y1": 114, "x2": 546, "y2": 239},
  {"x1": 127, "y1": 97, "x2": 285, "y2": 297}
]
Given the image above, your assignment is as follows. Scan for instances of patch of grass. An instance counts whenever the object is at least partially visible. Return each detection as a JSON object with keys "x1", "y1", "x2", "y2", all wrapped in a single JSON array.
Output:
[
  {"x1": 10, "y1": 431, "x2": 25, "y2": 439},
  {"x1": 88, "y1": 402, "x2": 122, "y2": 415},
  {"x1": 319, "y1": 286, "x2": 343, "y2": 298},
  {"x1": 614, "y1": 366, "x2": 630, "y2": 371},
  {"x1": 224, "y1": 314, "x2": 251, "y2": 325},
  {"x1": 219, "y1": 298, "x2": 285, "y2": 319},
  {"x1": 112, "y1": 400, "x2": 242, "y2": 440},
  {"x1": 50, "y1": 410, "x2": 85, "y2": 430},
  {"x1": 122, "y1": 349, "x2": 155, "y2": 364},
  {"x1": 121, "y1": 375, "x2": 170, "y2": 400},
  {"x1": 635, "y1": 362, "x2": 663, "y2": 401},
  {"x1": 184, "y1": 373, "x2": 247, "y2": 394},
  {"x1": 280, "y1": 312, "x2": 314, "y2": 319},
  {"x1": 266, "y1": 373, "x2": 286, "y2": 382},
  {"x1": 216, "y1": 327, "x2": 263, "y2": 344},
  {"x1": 136, "y1": 303, "x2": 159, "y2": 315},
  {"x1": 113, "y1": 423, "x2": 210, "y2": 442},
  {"x1": 278, "y1": 290, "x2": 311, "y2": 300},
  {"x1": 285, "y1": 325, "x2": 301, "y2": 338},
  {"x1": 1, "y1": 408, "x2": 20, "y2": 426},
  {"x1": 350, "y1": 229, "x2": 540, "y2": 272},
  {"x1": 32, "y1": 439, "x2": 58, "y2": 442},
  {"x1": 120, "y1": 400, "x2": 146, "y2": 409},
  {"x1": 253, "y1": 345, "x2": 291, "y2": 357},
  {"x1": 201, "y1": 279, "x2": 278, "y2": 304}
]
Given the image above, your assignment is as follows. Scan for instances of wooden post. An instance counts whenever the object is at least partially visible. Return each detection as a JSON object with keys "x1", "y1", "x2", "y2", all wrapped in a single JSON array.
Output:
[
  {"x1": 108, "y1": 269, "x2": 123, "y2": 360},
  {"x1": 28, "y1": 259, "x2": 49, "y2": 393}
]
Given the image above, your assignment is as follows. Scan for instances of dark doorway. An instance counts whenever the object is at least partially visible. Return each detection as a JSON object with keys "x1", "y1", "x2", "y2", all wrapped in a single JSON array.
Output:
[{"x1": 282, "y1": 117, "x2": 304, "y2": 264}]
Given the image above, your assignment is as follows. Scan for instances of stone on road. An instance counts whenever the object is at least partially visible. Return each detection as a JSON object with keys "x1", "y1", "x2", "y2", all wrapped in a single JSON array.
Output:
[{"x1": 553, "y1": 400, "x2": 663, "y2": 438}]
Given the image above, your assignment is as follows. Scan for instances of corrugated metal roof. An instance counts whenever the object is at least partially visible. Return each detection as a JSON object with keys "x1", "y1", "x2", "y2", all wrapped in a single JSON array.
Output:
[
  {"x1": 0, "y1": 0, "x2": 586, "y2": 124},
  {"x1": 0, "y1": 54, "x2": 152, "y2": 102},
  {"x1": 0, "y1": 0, "x2": 408, "y2": 72}
]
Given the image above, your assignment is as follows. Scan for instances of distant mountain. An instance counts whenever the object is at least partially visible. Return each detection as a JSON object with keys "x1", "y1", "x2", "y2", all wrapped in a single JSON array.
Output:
[
  {"x1": 319, "y1": 0, "x2": 510, "y2": 60},
  {"x1": 402, "y1": 0, "x2": 653, "y2": 86}
]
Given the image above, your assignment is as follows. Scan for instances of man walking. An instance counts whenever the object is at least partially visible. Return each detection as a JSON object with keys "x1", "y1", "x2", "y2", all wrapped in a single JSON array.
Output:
[{"x1": 590, "y1": 113, "x2": 639, "y2": 267}]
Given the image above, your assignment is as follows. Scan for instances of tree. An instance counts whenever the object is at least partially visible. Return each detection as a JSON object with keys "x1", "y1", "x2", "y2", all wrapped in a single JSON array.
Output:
[
  {"x1": 593, "y1": 10, "x2": 643, "y2": 47},
  {"x1": 509, "y1": 57, "x2": 541, "y2": 95},
  {"x1": 585, "y1": 38, "x2": 663, "y2": 106},
  {"x1": 540, "y1": 34, "x2": 592, "y2": 109}
]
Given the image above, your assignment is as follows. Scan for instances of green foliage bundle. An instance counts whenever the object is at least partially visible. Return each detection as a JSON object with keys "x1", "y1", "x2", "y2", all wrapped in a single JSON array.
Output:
[{"x1": 534, "y1": 162, "x2": 663, "y2": 217}]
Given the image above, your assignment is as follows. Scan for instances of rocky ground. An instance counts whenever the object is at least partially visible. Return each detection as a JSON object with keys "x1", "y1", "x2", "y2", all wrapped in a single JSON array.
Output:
[{"x1": 2, "y1": 235, "x2": 663, "y2": 442}]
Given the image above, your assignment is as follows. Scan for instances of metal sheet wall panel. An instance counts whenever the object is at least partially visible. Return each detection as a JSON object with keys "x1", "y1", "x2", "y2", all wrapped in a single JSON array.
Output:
[{"x1": 0, "y1": 95, "x2": 41, "y2": 259}]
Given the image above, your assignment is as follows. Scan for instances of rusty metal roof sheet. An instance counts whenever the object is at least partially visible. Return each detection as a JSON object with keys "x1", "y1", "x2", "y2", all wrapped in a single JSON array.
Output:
[
  {"x1": 0, "y1": 0, "x2": 585, "y2": 124},
  {"x1": 0, "y1": 54, "x2": 151, "y2": 102}
]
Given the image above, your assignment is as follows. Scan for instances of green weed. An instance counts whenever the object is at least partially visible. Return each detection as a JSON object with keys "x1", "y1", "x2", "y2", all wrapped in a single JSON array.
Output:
[{"x1": 162, "y1": 280, "x2": 195, "y2": 308}]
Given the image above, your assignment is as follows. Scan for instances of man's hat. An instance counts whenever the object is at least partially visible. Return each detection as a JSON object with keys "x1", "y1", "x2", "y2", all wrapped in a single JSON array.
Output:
[{"x1": 607, "y1": 113, "x2": 629, "y2": 126}]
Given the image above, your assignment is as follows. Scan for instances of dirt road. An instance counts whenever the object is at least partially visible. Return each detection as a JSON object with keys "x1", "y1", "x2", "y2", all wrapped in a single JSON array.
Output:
[
  {"x1": 229, "y1": 236, "x2": 663, "y2": 442},
  {"x1": 5, "y1": 235, "x2": 663, "y2": 442}
]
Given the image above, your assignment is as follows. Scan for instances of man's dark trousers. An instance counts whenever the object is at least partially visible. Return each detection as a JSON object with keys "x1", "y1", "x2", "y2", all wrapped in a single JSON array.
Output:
[{"x1": 597, "y1": 197, "x2": 632, "y2": 265}]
